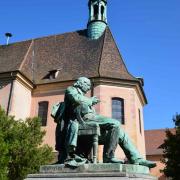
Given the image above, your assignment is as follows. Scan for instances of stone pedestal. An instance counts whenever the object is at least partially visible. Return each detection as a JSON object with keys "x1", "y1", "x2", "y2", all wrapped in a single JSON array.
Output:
[{"x1": 26, "y1": 164, "x2": 157, "y2": 180}]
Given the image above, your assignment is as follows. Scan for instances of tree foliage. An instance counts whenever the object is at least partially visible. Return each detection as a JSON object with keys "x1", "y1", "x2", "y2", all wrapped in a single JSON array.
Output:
[
  {"x1": 161, "y1": 114, "x2": 180, "y2": 180},
  {"x1": 0, "y1": 107, "x2": 54, "y2": 180}
]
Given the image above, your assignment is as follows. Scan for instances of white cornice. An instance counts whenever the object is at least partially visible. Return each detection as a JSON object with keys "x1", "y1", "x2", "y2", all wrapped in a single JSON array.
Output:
[
  {"x1": 0, "y1": 71, "x2": 34, "y2": 90},
  {"x1": 0, "y1": 73, "x2": 147, "y2": 106}
]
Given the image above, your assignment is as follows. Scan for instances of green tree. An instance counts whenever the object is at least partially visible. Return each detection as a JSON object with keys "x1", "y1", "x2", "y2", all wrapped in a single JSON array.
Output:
[
  {"x1": 0, "y1": 132, "x2": 9, "y2": 180},
  {"x1": 0, "y1": 107, "x2": 54, "y2": 180},
  {"x1": 161, "y1": 114, "x2": 180, "y2": 180}
]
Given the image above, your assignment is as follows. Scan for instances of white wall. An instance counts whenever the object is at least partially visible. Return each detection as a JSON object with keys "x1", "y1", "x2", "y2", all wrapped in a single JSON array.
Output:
[{"x1": 9, "y1": 80, "x2": 32, "y2": 120}]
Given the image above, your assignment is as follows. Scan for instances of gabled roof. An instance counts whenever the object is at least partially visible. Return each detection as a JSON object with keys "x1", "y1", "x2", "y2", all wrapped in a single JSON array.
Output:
[
  {"x1": 145, "y1": 129, "x2": 175, "y2": 156},
  {"x1": 0, "y1": 40, "x2": 32, "y2": 73},
  {"x1": 0, "y1": 27, "x2": 137, "y2": 84}
]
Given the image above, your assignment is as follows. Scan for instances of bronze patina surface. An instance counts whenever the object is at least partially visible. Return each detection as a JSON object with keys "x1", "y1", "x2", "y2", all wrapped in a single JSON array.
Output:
[{"x1": 52, "y1": 77, "x2": 156, "y2": 169}]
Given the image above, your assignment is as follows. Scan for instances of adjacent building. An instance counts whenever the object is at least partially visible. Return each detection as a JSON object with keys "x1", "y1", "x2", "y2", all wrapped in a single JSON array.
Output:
[{"x1": 145, "y1": 129, "x2": 175, "y2": 180}]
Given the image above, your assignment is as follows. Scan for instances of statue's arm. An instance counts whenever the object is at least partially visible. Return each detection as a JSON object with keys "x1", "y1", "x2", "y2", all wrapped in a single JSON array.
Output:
[{"x1": 75, "y1": 106, "x2": 85, "y2": 126}]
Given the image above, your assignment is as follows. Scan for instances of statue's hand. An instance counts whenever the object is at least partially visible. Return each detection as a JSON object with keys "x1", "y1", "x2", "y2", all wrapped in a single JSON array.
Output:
[
  {"x1": 91, "y1": 96, "x2": 100, "y2": 105},
  {"x1": 79, "y1": 120, "x2": 86, "y2": 128}
]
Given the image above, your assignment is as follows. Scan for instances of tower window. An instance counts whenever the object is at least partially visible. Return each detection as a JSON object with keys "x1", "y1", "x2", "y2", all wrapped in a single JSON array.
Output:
[
  {"x1": 101, "y1": 6, "x2": 104, "y2": 20},
  {"x1": 112, "y1": 98, "x2": 125, "y2": 124},
  {"x1": 38, "y1": 101, "x2": 49, "y2": 126},
  {"x1": 94, "y1": 5, "x2": 98, "y2": 19}
]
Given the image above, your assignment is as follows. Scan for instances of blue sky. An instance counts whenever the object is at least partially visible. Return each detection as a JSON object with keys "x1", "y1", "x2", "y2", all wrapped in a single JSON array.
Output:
[{"x1": 0, "y1": 0, "x2": 179, "y2": 130}]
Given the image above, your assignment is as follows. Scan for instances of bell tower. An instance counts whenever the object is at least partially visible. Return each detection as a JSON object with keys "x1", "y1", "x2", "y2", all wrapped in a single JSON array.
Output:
[{"x1": 87, "y1": 0, "x2": 107, "y2": 40}]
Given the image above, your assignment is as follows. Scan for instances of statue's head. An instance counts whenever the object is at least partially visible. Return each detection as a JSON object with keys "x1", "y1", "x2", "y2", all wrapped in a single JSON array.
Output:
[{"x1": 73, "y1": 77, "x2": 91, "y2": 93}]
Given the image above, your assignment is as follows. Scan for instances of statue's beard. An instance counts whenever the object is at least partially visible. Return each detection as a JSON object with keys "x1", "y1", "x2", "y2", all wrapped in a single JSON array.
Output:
[{"x1": 80, "y1": 86, "x2": 89, "y2": 94}]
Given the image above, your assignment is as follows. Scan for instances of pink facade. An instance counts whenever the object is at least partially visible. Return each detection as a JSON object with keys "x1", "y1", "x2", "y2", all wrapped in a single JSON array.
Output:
[
  {"x1": 27, "y1": 81, "x2": 146, "y2": 162},
  {"x1": 93, "y1": 85, "x2": 146, "y2": 160},
  {"x1": 9, "y1": 80, "x2": 32, "y2": 120},
  {"x1": 0, "y1": 77, "x2": 146, "y2": 163},
  {"x1": 0, "y1": 81, "x2": 11, "y2": 111},
  {"x1": 31, "y1": 93, "x2": 64, "y2": 150}
]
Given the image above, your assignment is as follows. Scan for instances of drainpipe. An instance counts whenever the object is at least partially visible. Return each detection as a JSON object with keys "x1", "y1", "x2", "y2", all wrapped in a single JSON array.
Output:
[
  {"x1": 91, "y1": 78, "x2": 94, "y2": 97},
  {"x1": 6, "y1": 72, "x2": 14, "y2": 116}
]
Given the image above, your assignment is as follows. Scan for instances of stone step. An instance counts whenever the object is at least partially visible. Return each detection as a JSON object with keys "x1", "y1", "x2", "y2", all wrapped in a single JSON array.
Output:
[{"x1": 25, "y1": 164, "x2": 157, "y2": 180}]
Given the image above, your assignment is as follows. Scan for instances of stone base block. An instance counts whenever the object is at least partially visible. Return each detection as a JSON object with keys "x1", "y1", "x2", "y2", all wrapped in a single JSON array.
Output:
[{"x1": 26, "y1": 163, "x2": 157, "y2": 180}]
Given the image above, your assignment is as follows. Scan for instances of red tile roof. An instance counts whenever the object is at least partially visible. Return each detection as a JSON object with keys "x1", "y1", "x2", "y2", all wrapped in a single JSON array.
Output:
[
  {"x1": 145, "y1": 129, "x2": 175, "y2": 156},
  {"x1": 0, "y1": 27, "x2": 147, "y2": 104},
  {"x1": 0, "y1": 27, "x2": 137, "y2": 84}
]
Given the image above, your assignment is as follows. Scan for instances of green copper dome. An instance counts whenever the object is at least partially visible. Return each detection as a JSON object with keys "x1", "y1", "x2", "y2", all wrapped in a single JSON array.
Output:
[{"x1": 87, "y1": 0, "x2": 107, "y2": 39}]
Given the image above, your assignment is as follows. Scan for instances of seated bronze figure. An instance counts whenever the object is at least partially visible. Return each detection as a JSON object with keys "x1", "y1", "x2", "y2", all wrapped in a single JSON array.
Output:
[{"x1": 52, "y1": 77, "x2": 156, "y2": 168}]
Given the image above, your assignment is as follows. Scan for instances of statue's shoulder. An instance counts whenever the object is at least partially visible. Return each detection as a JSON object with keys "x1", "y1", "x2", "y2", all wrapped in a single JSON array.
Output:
[{"x1": 66, "y1": 86, "x2": 78, "y2": 94}]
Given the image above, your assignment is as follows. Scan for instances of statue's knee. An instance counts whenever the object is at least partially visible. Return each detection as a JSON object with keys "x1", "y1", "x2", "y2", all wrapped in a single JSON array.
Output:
[
  {"x1": 74, "y1": 123, "x2": 79, "y2": 130},
  {"x1": 70, "y1": 121, "x2": 79, "y2": 132},
  {"x1": 113, "y1": 119, "x2": 120, "y2": 127},
  {"x1": 110, "y1": 120, "x2": 120, "y2": 129}
]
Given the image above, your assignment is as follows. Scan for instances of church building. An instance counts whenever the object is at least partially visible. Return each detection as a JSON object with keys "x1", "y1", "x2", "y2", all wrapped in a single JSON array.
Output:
[{"x1": 0, "y1": 0, "x2": 147, "y2": 162}]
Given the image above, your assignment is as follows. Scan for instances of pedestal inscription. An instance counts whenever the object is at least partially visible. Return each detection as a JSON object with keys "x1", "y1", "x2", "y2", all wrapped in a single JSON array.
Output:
[{"x1": 26, "y1": 164, "x2": 157, "y2": 180}]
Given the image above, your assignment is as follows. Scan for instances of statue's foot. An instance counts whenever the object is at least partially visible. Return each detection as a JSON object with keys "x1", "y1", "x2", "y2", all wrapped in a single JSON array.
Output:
[
  {"x1": 133, "y1": 159, "x2": 156, "y2": 168},
  {"x1": 103, "y1": 157, "x2": 124, "y2": 164}
]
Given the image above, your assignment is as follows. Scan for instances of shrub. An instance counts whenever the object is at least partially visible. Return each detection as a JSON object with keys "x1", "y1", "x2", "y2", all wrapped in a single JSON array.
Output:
[{"x1": 0, "y1": 107, "x2": 53, "y2": 180}]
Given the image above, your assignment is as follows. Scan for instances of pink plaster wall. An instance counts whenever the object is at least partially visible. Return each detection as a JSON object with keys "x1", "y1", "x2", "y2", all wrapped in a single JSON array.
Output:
[
  {"x1": 30, "y1": 84, "x2": 92, "y2": 152},
  {"x1": 31, "y1": 92, "x2": 65, "y2": 151},
  {"x1": 30, "y1": 83, "x2": 146, "y2": 161},
  {"x1": 93, "y1": 85, "x2": 146, "y2": 161},
  {"x1": 9, "y1": 80, "x2": 32, "y2": 120},
  {"x1": 0, "y1": 81, "x2": 11, "y2": 111}
]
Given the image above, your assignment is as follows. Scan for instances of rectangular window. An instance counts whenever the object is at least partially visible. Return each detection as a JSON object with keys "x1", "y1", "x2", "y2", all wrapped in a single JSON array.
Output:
[
  {"x1": 112, "y1": 98, "x2": 125, "y2": 124},
  {"x1": 38, "y1": 101, "x2": 49, "y2": 126}
]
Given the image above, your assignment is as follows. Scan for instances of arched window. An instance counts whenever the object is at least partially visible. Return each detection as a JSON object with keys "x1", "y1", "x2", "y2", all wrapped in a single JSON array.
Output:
[
  {"x1": 94, "y1": 5, "x2": 98, "y2": 19},
  {"x1": 112, "y1": 98, "x2": 125, "y2": 124},
  {"x1": 38, "y1": 101, "x2": 49, "y2": 126},
  {"x1": 101, "y1": 6, "x2": 104, "y2": 20}
]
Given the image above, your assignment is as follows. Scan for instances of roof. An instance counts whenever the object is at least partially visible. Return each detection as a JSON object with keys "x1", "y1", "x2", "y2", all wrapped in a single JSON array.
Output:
[
  {"x1": 145, "y1": 129, "x2": 175, "y2": 156},
  {"x1": 0, "y1": 40, "x2": 32, "y2": 73},
  {"x1": 0, "y1": 27, "x2": 137, "y2": 85}
]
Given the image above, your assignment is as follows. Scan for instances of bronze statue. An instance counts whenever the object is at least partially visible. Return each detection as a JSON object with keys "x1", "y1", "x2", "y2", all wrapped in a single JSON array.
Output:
[{"x1": 52, "y1": 77, "x2": 156, "y2": 168}]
